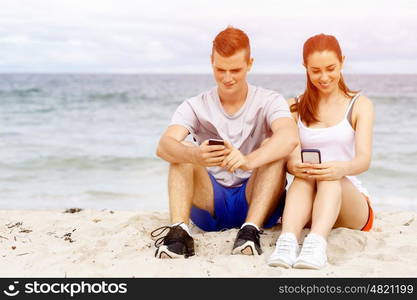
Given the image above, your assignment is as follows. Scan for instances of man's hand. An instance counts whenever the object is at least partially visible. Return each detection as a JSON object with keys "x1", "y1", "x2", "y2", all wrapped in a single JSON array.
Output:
[
  {"x1": 220, "y1": 141, "x2": 250, "y2": 173},
  {"x1": 191, "y1": 140, "x2": 231, "y2": 167}
]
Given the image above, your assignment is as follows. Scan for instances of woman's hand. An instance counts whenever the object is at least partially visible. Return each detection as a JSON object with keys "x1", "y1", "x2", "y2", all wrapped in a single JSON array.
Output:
[
  {"x1": 288, "y1": 161, "x2": 314, "y2": 179},
  {"x1": 305, "y1": 161, "x2": 347, "y2": 181}
]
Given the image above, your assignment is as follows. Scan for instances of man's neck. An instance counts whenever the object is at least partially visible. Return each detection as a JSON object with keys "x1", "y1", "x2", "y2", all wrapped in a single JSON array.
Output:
[{"x1": 218, "y1": 83, "x2": 249, "y2": 106}]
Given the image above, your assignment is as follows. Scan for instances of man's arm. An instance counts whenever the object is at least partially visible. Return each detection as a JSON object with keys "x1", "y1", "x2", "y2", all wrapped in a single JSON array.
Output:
[
  {"x1": 156, "y1": 125, "x2": 194, "y2": 163},
  {"x1": 156, "y1": 125, "x2": 229, "y2": 166},
  {"x1": 244, "y1": 117, "x2": 299, "y2": 170},
  {"x1": 222, "y1": 117, "x2": 298, "y2": 172}
]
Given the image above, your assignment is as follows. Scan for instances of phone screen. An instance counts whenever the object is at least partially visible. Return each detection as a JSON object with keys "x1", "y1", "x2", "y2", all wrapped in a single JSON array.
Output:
[
  {"x1": 301, "y1": 149, "x2": 321, "y2": 164},
  {"x1": 208, "y1": 139, "x2": 224, "y2": 146}
]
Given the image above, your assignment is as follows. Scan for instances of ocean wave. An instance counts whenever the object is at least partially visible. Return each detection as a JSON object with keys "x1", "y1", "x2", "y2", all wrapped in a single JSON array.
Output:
[
  {"x1": 0, "y1": 131, "x2": 23, "y2": 137},
  {"x1": 0, "y1": 156, "x2": 163, "y2": 171},
  {"x1": 368, "y1": 165, "x2": 415, "y2": 177},
  {"x1": 86, "y1": 190, "x2": 140, "y2": 199},
  {"x1": 0, "y1": 87, "x2": 43, "y2": 96},
  {"x1": 89, "y1": 91, "x2": 132, "y2": 101},
  {"x1": 87, "y1": 91, "x2": 162, "y2": 103}
]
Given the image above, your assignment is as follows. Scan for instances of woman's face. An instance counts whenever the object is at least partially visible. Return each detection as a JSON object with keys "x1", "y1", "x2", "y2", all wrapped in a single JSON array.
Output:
[{"x1": 305, "y1": 50, "x2": 344, "y2": 95}]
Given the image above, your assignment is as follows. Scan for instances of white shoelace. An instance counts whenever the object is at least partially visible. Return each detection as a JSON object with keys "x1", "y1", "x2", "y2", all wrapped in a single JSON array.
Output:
[
  {"x1": 276, "y1": 237, "x2": 295, "y2": 252},
  {"x1": 300, "y1": 239, "x2": 320, "y2": 255},
  {"x1": 299, "y1": 234, "x2": 326, "y2": 256}
]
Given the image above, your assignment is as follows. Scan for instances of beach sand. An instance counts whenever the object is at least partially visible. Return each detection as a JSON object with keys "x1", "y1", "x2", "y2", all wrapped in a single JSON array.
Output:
[{"x1": 0, "y1": 209, "x2": 416, "y2": 277}]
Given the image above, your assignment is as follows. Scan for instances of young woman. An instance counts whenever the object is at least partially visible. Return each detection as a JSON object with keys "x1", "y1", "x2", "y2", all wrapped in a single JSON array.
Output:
[{"x1": 268, "y1": 34, "x2": 374, "y2": 269}]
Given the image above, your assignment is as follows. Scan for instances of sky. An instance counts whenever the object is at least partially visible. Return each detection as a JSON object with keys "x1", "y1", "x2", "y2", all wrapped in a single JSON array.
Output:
[{"x1": 1, "y1": 0, "x2": 417, "y2": 74}]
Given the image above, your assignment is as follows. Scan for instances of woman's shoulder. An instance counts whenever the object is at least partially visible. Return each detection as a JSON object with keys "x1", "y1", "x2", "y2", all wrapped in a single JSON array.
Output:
[
  {"x1": 354, "y1": 94, "x2": 373, "y2": 109},
  {"x1": 287, "y1": 94, "x2": 303, "y2": 105},
  {"x1": 352, "y1": 94, "x2": 374, "y2": 121},
  {"x1": 286, "y1": 97, "x2": 300, "y2": 121},
  {"x1": 287, "y1": 97, "x2": 297, "y2": 106}
]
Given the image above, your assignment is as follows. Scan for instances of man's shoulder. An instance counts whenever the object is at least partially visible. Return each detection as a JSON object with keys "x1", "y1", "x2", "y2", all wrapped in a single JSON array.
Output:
[
  {"x1": 250, "y1": 84, "x2": 285, "y2": 103},
  {"x1": 182, "y1": 87, "x2": 216, "y2": 105}
]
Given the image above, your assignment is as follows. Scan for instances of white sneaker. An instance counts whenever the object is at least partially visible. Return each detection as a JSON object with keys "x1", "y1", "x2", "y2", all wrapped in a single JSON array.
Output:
[
  {"x1": 267, "y1": 232, "x2": 299, "y2": 268},
  {"x1": 293, "y1": 233, "x2": 327, "y2": 270}
]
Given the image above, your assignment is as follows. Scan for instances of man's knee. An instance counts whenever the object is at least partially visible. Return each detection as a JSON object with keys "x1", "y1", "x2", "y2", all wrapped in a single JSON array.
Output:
[
  {"x1": 169, "y1": 161, "x2": 195, "y2": 173},
  {"x1": 257, "y1": 138, "x2": 288, "y2": 169},
  {"x1": 181, "y1": 141, "x2": 196, "y2": 147},
  {"x1": 260, "y1": 138, "x2": 270, "y2": 147},
  {"x1": 263, "y1": 156, "x2": 287, "y2": 171},
  {"x1": 168, "y1": 141, "x2": 197, "y2": 172}
]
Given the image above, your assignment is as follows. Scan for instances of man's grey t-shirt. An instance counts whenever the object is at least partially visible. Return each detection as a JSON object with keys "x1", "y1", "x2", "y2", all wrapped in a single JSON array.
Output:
[{"x1": 170, "y1": 84, "x2": 291, "y2": 187}]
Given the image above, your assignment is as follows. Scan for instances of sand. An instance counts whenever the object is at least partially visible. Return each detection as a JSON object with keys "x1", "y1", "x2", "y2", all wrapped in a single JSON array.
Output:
[{"x1": 0, "y1": 209, "x2": 416, "y2": 277}]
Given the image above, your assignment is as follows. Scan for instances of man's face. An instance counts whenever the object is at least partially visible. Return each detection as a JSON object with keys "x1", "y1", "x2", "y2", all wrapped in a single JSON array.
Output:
[{"x1": 211, "y1": 50, "x2": 253, "y2": 96}]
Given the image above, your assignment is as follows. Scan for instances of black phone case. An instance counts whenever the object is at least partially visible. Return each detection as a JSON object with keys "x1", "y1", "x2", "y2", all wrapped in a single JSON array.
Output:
[
  {"x1": 208, "y1": 139, "x2": 224, "y2": 145},
  {"x1": 301, "y1": 149, "x2": 321, "y2": 163}
]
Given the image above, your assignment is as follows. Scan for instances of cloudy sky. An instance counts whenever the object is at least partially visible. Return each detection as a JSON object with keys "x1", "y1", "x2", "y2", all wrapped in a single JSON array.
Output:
[{"x1": 1, "y1": 0, "x2": 416, "y2": 73}]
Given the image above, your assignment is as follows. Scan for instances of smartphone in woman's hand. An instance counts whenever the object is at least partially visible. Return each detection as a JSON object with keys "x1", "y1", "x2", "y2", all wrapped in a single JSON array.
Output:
[{"x1": 301, "y1": 149, "x2": 321, "y2": 164}]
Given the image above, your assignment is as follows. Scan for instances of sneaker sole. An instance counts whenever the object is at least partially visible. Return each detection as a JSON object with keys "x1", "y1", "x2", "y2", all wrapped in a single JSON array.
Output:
[
  {"x1": 232, "y1": 241, "x2": 261, "y2": 256},
  {"x1": 155, "y1": 246, "x2": 185, "y2": 259},
  {"x1": 268, "y1": 258, "x2": 292, "y2": 268},
  {"x1": 293, "y1": 260, "x2": 325, "y2": 270}
]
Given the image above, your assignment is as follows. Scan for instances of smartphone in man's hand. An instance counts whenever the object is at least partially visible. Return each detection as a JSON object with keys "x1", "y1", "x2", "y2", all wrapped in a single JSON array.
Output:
[{"x1": 208, "y1": 139, "x2": 225, "y2": 146}]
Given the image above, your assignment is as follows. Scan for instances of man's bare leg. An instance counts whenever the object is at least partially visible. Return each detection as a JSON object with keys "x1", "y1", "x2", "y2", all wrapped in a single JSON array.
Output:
[
  {"x1": 155, "y1": 142, "x2": 213, "y2": 258},
  {"x1": 245, "y1": 158, "x2": 287, "y2": 227},
  {"x1": 168, "y1": 142, "x2": 214, "y2": 225},
  {"x1": 231, "y1": 154, "x2": 287, "y2": 255}
]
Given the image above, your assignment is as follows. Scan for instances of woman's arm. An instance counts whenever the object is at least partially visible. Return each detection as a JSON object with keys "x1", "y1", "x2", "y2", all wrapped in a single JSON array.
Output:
[
  {"x1": 306, "y1": 95, "x2": 375, "y2": 180},
  {"x1": 285, "y1": 97, "x2": 314, "y2": 179},
  {"x1": 347, "y1": 95, "x2": 374, "y2": 174}
]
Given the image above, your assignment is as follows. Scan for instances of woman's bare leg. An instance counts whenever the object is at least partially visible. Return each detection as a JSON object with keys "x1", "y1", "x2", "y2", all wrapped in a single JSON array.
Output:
[{"x1": 281, "y1": 177, "x2": 315, "y2": 240}]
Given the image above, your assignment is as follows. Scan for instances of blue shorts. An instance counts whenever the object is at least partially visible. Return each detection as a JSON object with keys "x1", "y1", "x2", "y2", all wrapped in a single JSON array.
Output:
[{"x1": 190, "y1": 173, "x2": 286, "y2": 232}]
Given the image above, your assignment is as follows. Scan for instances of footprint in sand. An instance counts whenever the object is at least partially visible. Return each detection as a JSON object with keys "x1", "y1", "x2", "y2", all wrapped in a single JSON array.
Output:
[{"x1": 327, "y1": 229, "x2": 366, "y2": 265}]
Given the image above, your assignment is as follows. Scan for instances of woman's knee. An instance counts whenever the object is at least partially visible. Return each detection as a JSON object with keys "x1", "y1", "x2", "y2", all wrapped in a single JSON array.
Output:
[
  {"x1": 292, "y1": 176, "x2": 315, "y2": 188},
  {"x1": 316, "y1": 179, "x2": 342, "y2": 196},
  {"x1": 316, "y1": 179, "x2": 341, "y2": 188}
]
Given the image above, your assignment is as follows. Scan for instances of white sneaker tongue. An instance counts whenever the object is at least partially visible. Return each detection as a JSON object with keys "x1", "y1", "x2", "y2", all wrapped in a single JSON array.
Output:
[
  {"x1": 307, "y1": 232, "x2": 327, "y2": 245},
  {"x1": 172, "y1": 222, "x2": 191, "y2": 236},
  {"x1": 280, "y1": 232, "x2": 297, "y2": 241},
  {"x1": 241, "y1": 222, "x2": 260, "y2": 232}
]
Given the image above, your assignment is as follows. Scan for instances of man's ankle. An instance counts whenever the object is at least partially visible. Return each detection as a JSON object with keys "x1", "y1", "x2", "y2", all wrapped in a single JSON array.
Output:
[
  {"x1": 240, "y1": 222, "x2": 260, "y2": 232},
  {"x1": 172, "y1": 222, "x2": 191, "y2": 236}
]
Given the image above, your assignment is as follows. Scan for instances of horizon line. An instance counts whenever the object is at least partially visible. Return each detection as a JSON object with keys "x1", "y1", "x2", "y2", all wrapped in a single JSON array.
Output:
[{"x1": 1, "y1": 72, "x2": 417, "y2": 76}]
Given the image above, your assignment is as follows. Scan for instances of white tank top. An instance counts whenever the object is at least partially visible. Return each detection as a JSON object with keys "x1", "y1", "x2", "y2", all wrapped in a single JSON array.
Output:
[{"x1": 297, "y1": 94, "x2": 369, "y2": 197}]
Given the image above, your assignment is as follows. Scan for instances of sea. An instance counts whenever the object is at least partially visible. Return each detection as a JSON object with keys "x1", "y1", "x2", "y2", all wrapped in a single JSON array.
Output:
[{"x1": 1, "y1": 74, "x2": 416, "y2": 211}]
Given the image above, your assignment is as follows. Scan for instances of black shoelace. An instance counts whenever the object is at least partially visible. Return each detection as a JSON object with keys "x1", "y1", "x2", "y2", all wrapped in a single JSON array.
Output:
[
  {"x1": 238, "y1": 226, "x2": 263, "y2": 243},
  {"x1": 150, "y1": 223, "x2": 184, "y2": 248}
]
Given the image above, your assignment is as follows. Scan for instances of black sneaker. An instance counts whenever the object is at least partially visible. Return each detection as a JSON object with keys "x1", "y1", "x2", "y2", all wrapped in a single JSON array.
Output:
[
  {"x1": 151, "y1": 224, "x2": 195, "y2": 259},
  {"x1": 231, "y1": 225, "x2": 263, "y2": 255}
]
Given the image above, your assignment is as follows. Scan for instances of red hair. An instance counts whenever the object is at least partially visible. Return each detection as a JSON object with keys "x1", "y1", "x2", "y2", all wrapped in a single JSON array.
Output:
[
  {"x1": 291, "y1": 34, "x2": 356, "y2": 126},
  {"x1": 212, "y1": 26, "x2": 250, "y2": 62}
]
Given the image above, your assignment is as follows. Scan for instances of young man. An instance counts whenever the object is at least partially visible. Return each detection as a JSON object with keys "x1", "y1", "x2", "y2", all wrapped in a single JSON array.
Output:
[{"x1": 153, "y1": 26, "x2": 298, "y2": 258}]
